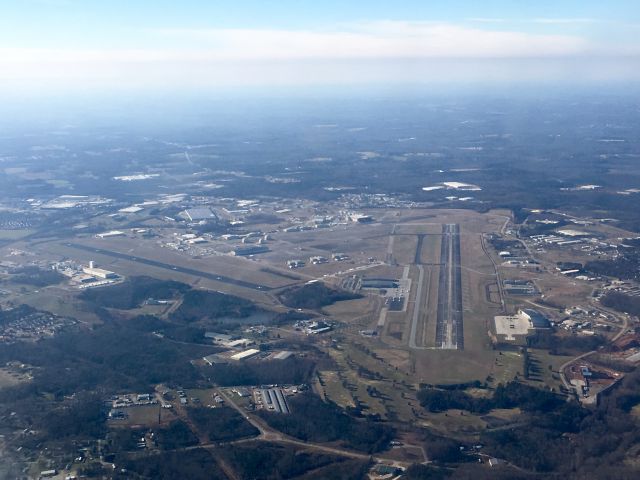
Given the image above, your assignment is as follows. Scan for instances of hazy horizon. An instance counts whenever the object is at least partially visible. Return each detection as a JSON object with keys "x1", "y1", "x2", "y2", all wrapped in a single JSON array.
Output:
[{"x1": 2, "y1": 0, "x2": 639, "y2": 93}]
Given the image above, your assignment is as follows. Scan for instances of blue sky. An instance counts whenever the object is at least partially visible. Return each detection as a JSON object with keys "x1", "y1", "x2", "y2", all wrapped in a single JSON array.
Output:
[{"x1": 1, "y1": 1, "x2": 639, "y2": 91}]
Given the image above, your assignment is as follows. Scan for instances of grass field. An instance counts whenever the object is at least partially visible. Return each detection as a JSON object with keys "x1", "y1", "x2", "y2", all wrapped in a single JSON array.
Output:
[
  {"x1": 113, "y1": 404, "x2": 176, "y2": 428},
  {"x1": 185, "y1": 388, "x2": 218, "y2": 407},
  {"x1": 318, "y1": 370, "x2": 356, "y2": 408},
  {"x1": 0, "y1": 229, "x2": 35, "y2": 240},
  {"x1": 19, "y1": 287, "x2": 104, "y2": 324},
  {"x1": 487, "y1": 350, "x2": 524, "y2": 386},
  {"x1": 523, "y1": 348, "x2": 573, "y2": 392},
  {"x1": 0, "y1": 368, "x2": 31, "y2": 389}
]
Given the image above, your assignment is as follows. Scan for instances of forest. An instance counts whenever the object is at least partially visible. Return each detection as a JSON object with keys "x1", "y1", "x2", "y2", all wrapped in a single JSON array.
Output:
[
  {"x1": 216, "y1": 442, "x2": 369, "y2": 480},
  {"x1": 8, "y1": 265, "x2": 65, "y2": 287},
  {"x1": 186, "y1": 405, "x2": 259, "y2": 442},
  {"x1": 600, "y1": 291, "x2": 640, "y2": 317},
  {"x1": 170, "y1": 288, "x2": 264, "y2": 322},
  {"x1": 115, "y1": 449, "x2": 228, "y2": 479},
  {"x1": 203, "y1": 357, "x2": 316, "y2": 386},
  {"x1": 418, "y1": 381, "x2": 564, "y2": 414},
  {"x1": 257, "y1": 392, "x2": 394, "y2": 453},
  {"x1": 585, "y1": 249, "x2": 640, "y2": 281},
  {"x1": 79, "y1": 276, "x2": 189, "y2": 309},
  {"x1": 278, "y1": 282, "x2": 361, "y2": 310}
]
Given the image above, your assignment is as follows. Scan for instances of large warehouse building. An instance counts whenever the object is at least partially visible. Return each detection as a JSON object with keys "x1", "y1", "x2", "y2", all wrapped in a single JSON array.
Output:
[{"x1": 494, "y1": 309, "x2": 551, "y2": 342}]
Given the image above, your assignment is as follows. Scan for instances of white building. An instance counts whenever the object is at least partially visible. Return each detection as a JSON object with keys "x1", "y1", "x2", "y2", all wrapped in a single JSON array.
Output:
[
  {"x1": 82, "y1": 266, "x2": 117, "y2": 279},
  {"x1": 230, "y1": 348, "x2": 260, "y2": 361}
]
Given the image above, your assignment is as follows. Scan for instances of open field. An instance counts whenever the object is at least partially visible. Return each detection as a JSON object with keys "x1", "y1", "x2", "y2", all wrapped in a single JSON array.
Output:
[
  {"x1": 18, "y1": 287, "x2": 104, "y2": 324},
  {"x1": 0, "y1": 368, "x2": 31, "y2": 388},
  {"x1": 524, "y1": 348, "x2": 573, "y2": 391},
  {"x1": 111, "y1": 404, "x2": 177, "y2": 428},
  {"x1": 317, "y1": 370, "x2": 356, "y2": 408},
  {"x1": 420, "y1": 406, "x2": 523, "y2": 437},
  {"x1": 325, "y1": 345, "x2": 388, "y2": 418},
  {"x1": 0, "y1": 229, "x2": 35, "y2": 241}
]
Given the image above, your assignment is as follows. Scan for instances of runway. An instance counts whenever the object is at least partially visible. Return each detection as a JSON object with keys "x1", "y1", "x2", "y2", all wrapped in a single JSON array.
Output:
[
  {"x1": 65, "y1": 242, "x2": 279, "y2": 291},
  {"x1": 435, "y1": 224, "x2": 464, "y2": 350}
]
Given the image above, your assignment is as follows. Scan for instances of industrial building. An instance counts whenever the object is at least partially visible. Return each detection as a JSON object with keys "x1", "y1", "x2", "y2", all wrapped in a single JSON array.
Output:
[
  {"x1": 203, "y1": 354, "x2": 226, "y2": 366},
  {"x1": 96, "y1": 230, "x2": 125, "y2": 238},
  {"x1": 231, "y1": 245, "x2": 269, "y2": 256},
  {"x1": 225, "y1": 338, "x2": 255, "y2": 349},
  {"x1": 118, "y1": 206, "x2": 144, "y2": 214},
  {"x1": 260, "y1": 388, "x2": 290, "y2": 413},
  {"x1": 82, "y1": 261, "x2": 117, "y2": 279},
  {"x1": 520, "y1": 309, "x2": 551, "y2": 329},
  {"x1": 230, "y1": 348, "x2": 260, "y2": 361},
  {"x1": 183, "y1": 207, "x2": 216, "y2": 222},
  {"x1": 305, "y1": 321, "x2": 332, "y2": 335},
  {"x1": 503, "y1": 279, "x2": 537, "y2": 295},
  {"x1": 205, "y1": 332, "x2": 233, "y2": 343},
  {"x1": 494, "y1": 308, "x2": 551, "y2": 342},
  {"x1": 349, "y1": 213, "x2": 374, "y2": 223},
  {"x1": 272, "y1": 351, "x2": 293, "y2": 360}
]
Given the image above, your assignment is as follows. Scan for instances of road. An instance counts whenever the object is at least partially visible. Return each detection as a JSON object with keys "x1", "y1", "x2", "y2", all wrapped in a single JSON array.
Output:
[
  {"x1": 558, "y1": 350, "x2": 598, "y2": 392},
  {"x1": 217, "y1": 389, "x2": 413, "y2": 466},
  {"x1": 480, "y1": 232, "x2": 506, "y2": 314}
]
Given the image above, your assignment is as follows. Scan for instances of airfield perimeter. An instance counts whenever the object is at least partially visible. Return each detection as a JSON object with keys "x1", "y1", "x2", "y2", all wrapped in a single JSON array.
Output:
[{"x1": 16, "y1": 207, "x2": 511, "y2": 385}]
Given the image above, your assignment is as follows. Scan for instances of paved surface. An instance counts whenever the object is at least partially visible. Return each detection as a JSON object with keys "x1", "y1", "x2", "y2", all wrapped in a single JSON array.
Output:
[
  {"x1": 65, "y1": 242, "x2": 281, "y2": 291},
  {"x1": 408, "y1": 264, "x2": 426, "y2": 349},
  {"x1": 435, "y1": 224, "x2": 463, "y2": 350}
]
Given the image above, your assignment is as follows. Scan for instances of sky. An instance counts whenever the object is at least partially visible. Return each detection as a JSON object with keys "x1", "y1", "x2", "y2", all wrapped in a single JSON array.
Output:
[{"x1": 1, "y1": 0, "x2": 639, "y2": 93}]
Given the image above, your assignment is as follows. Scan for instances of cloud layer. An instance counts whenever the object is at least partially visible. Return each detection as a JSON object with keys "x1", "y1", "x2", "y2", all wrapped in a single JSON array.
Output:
[{"x1": 0, "y1": 21, "x2": 637, "y2": 89}]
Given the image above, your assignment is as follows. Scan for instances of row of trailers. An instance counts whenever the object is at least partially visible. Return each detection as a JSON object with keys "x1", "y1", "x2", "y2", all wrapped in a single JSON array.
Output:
[{"x1": 260, "y1": 388, "x2": 290, "y2": 414}]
